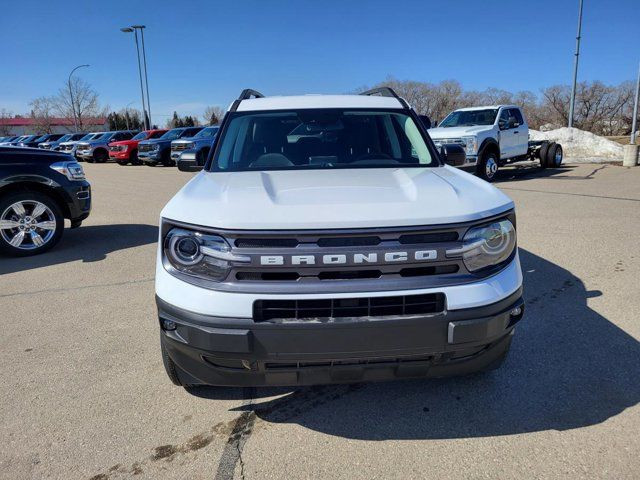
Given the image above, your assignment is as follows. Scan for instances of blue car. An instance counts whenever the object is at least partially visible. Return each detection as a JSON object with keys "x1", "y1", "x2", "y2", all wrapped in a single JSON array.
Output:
[
  {"x1": 170, "y1": 126, "x2": 219, "y2": 164},
  {"x1": 39, "y1": 132, "x2": 87, "y2": 151},
  {"x1": 138, "y1": 126, "x2": 203, "y2": 166}
]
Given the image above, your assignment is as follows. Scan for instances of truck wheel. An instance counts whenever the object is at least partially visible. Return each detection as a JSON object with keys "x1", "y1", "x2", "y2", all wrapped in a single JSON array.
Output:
[
  {"x1": 94, "y1": 150, "x2": 108, "y2": 163},
  {"x1": 538, "y1": 143, "x2": 550, "y2": 168},
  {"x1": 130, "y1": 150, "x2": 140, "y2": 165},
  {"x1": 477, "y1": 151, "x2": 499, "y2": 182},
  {"x1": 547, "y1": 143, "x2": 563, "y2": 167},
  {"x1": 0, "y1": 191, "x2": 64, "y2": 257}
]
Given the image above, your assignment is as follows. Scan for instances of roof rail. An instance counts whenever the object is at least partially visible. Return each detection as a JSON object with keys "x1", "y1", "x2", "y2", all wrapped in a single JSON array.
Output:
[
  {"x1": 238, "y1": 89, "x2": 265, "y2": 100},
  {"x1": 230, "y1": 89, "x2": 266, "y2": 112},
  {"x1": 359, "y1": 87, "x2": 409, "y2": 108}
]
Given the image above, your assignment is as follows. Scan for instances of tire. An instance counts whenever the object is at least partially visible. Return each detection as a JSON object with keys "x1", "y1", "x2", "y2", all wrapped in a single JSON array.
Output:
[
  {"x1": 94, "y1": 149, "x2": 108, "y2": 163},
  {"x1": 538, "y1": 142, "x2": 550, "y2": 168},
  {"x1": 160, "y1": 336, "x2": 184, "y2": 386},
  {"x1": 476, "y1": 150, "x2": 499, "y2": 182},
  {"x1": 547, "y1": 143, "x2": 563, "y2": 168},
  {"x1": 116, "y1": 161, "x2": 128, "y2": 166},
  {"x1": 0, "y1": 191, "x2": 64, "y2": 257},
  {"x1": 130, "y1": 150, "x2": 140, "y2": 165}
]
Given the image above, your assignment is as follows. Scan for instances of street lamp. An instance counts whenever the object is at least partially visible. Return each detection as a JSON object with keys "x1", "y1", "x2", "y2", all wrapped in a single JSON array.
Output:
[
  {"x1": 121, "y1": 25, "x2": 151, "y2": 129},
  {"x1": 124, "y1": 101, "x2": 135, "y2": 130},
  {"x1": 68, "y1": 64, "x2": 89, "y2": 132}
]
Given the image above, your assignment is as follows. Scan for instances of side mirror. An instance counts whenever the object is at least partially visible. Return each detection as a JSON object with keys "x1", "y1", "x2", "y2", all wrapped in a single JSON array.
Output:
[
  {"x1": 418, "y1": 115, "x2": 432, "y2": 129},
  {"x1": 440, "y1": 143, "x2": 466, "y2": 167},
  {"x1": 177, "y1": 152, "x2": 203, "y2": 172}
]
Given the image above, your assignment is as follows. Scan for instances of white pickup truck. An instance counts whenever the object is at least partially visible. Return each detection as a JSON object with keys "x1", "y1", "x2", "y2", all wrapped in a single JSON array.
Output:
[{"x1": 428, "y1": 105, "x2": 563, "y2": 181}]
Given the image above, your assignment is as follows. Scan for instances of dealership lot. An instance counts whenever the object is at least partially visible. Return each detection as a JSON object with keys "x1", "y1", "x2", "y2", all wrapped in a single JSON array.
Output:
[{"x1": 1, "y1": 162, "x2": 639, "y2": 479}]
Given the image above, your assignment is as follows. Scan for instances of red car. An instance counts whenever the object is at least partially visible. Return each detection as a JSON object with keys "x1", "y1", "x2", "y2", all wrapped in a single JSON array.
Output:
[{"x1": 108, "y1": 129, "x2": 168, "y2": 165}]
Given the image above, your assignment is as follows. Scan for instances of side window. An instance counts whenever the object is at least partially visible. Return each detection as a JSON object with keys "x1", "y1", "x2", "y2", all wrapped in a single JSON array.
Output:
[
  {"x1": 498, "y1": 109, "x2": 511, "y2": 129},
  {"x1": 510, "y1": 108, "x2": 525, "y2": 126}
]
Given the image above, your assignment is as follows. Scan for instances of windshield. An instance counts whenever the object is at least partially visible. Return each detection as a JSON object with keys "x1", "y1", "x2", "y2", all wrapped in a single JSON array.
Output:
[
  {"x1": 194, "y1": 127, "x2": 219, "y2": 138},
  {"x1": 33, "y1": 135, "x2": 48, "y2": 142},
  {"x1": 58, "y1": 134, "x2": 73, "y2": 142},
  {"x1": 132, "y1": 132, "x2": 147, "y2": 140},
  {"x1": 79, "y1": 133, "x2": 95, "y2": 141},
  {"x1": 148, "y1": 130, "x2": 165, "y2": 139},
  {"x1": 160, "y1": 129, "x2": 184, "y2": 141},
  {"x1": 210, "y1": 109, "x2": 435, "y2": 172},
  {"x1": 439, "y1": 109, "x2": 498, "y2": 127}
]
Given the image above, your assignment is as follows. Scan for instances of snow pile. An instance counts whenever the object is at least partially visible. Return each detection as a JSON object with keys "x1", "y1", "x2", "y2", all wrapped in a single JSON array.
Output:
[{"x1": 529, "y1": 127, "x2": 623, "y2": 163}]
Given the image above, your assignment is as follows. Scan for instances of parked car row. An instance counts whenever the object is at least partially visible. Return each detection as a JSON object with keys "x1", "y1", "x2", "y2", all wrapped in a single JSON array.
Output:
[{"x1": 1, "y1": 125, "x2": 220, "y2": 168}]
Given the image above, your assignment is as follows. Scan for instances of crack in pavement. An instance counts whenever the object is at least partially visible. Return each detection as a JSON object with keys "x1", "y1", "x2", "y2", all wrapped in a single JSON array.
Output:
[
  {"x1": 215, "y1": 387, "x2": 256, "y2": 480},
  {"x1": 499, "y1": 187, "x2": 640, "y2": 203},
  {"x1": 0, "y1": 277, "x2": 154, "y2": 299}
]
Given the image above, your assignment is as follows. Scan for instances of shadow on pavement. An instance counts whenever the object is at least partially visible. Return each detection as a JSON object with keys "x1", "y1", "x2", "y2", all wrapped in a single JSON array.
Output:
[
  {"x1": 224, "y1": 248, "x2": 640, "y2": 439},
  {"x1": 493, "y1": 163, "x2": 576, "y2": 182},
  {"x1": 0, "y1": 223, "x2": 158, "y2": 275}
]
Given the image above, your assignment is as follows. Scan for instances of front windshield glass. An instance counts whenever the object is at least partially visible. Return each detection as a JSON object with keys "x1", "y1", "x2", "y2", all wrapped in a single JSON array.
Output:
[
  {"x1": 194, "y1": 127, "x2": 219, "y2": 138},
  {"x1": 34, "y1": 135, "x2": 48, "y2": 142},
  {"x1": 81, "y1": 133, "x2": 99, "y2": 141},
  {"x1": 439, "y1": 109, "x2": 498, "y2": 127},
  {"x1": 132, "y1": 132, "x2": 147, "y2": 140},
  {"x1": 210, "y1": 109, "x2": 434, "y2": 172},
  {"x1": 160, "y1": 129, "x2": 183, "y2": 141},
  {"x1": 58, "y1": 134, "x2": 72, "y2": 142}
]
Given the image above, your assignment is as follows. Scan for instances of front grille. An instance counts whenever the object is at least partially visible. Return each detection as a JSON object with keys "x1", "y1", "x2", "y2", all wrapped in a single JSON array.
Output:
[
  {"x1": 172, "y1": 143, "x2": 192, "y2": 151},
  {"x1": 264, "y1": 354, "x2": 434, "y2": 370},
  {"x1": 254, "y1": 292, "x2": 445, "y2": 321},
  {"x1": 433, "y1": 138, "x2": 464, "y2": 145},
  {"x1": 139, "y1": 144, "x2": 154, "y2": 152},
  {"x1": 60, "y1": 144, "x2": 73, "y2": 151}
]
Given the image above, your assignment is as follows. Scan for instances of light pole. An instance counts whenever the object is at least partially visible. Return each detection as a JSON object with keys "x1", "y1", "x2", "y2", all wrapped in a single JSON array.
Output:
[
  {"x1": 568, "y1": 0, "x2": 584, "y2": 128},
  {"x1": 68, "y1": 64, "x2": 89, "y2": 132},
  {"x1": 133, "y1": 25, "x2": 152, "y2": 128},
  {"x1": 124, "y1": 101, "x2": 135, "y2": 130},
  {"x1": 121, "y1": 26, "x2": 149, "y2": 130},
  {"x1": 631, "y1": 61, "x2": 640, "y2": 145}
]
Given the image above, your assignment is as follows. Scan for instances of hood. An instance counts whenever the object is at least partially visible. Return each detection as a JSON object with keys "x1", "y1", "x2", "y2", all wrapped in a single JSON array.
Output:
[
  {"x1": 109, "y1": 139, "x2": 137, "y2": 146},
  {"x1": 161, "y1": 166, "x2": 514, "y2": 230},
  {"x1": 140, "y1": 138, "x2": 168, "y2": 146},
  {"x1": 428, "y1": 125, "x2": 494, "y2": 139}
]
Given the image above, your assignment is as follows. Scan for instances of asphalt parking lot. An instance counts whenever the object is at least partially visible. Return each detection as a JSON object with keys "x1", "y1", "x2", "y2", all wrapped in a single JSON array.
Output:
[{"x1": 1, "y1": 161, "x2": 639, "y2": 480}]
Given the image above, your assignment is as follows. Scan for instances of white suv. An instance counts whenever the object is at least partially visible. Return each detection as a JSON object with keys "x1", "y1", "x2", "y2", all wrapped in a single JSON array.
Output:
[{"x1": 156, "y1": 88, "x2": 524, "y2": 388}]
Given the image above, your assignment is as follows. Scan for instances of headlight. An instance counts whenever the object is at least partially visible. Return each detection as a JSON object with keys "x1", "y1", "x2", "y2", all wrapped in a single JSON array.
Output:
[
  {"x1": 462, "y1": 136, "x2": 477, "y2": 155},
  {"x1": 446, "y1": 219, "x2": 516, "y2": 272},
  {"x1": 152, "y1": 144, "x2": 160, "y2": 150},
  {"x1": 50, "y1": 161, "x2": 86, "y2": 181},
  {"x1": 164, "y1": 227, "x2": 250, "y2": 282}
]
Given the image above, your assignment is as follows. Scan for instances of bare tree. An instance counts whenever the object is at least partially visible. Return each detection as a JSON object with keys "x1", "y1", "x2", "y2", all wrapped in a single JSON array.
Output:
[
  {"x1": 203, "y1": 106, "x2": 226, "y2": 125},
  {"x1": 51, "y1": 76, "x2": 106, "y2": 131},
  {"x1": 29, "y1": 96, "x2": 59, "y2": 134}
]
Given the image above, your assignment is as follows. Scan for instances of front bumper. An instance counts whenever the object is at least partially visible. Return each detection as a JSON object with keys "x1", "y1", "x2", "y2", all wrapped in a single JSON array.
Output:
[
  {"x1": 158, "y1": 287, "x2": 523, "y2": 387},
  {"x1": 56, "y1": 181, "x2": 91, "y2": 222},
  {"x1": 139, "y1": 151, "x2": 161, "y2": 163},
  {"x1": 109, "y1": 151, "x2": 129, "y2": 160}
]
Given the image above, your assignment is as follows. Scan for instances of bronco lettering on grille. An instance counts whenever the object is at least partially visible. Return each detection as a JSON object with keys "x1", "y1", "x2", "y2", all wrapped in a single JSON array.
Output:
[{"x1": 260, "y1": 250, "x2": 437, "y2": 266}]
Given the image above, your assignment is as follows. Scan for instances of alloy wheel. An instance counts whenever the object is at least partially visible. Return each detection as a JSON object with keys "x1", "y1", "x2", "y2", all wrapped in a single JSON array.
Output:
[{"x1": 0, "y1": 200, "x2": 57, "y2": 250}]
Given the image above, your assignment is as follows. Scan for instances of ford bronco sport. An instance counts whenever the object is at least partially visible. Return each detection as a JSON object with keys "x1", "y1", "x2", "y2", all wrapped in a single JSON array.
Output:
[{"x1": 156, "y1": 88, "x2": 524, "y2": 388}]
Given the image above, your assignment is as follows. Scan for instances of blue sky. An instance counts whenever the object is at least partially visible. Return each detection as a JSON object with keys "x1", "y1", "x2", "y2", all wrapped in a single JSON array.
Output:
[{"x1": 1, "y1": 0, "x2": 638, "y2": 124}]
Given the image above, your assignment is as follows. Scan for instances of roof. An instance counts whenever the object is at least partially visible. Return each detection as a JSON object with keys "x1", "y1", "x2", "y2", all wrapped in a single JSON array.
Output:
[
  {"x1": 0, "y1": 117, "x2": 107, "y2": 126},
  {"x1": 455, "y1": 105, "x2": 517, "y2": 112},
  {"x1": 235, "y1": 94, "x2": 405, "y2": 112}
]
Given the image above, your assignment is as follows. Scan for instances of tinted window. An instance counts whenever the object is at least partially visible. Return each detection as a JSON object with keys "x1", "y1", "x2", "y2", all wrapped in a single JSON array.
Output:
[
  {"x1": 132, "y1": 132, "x2": 147, "y2": 140},
  {"x1": 194, "y1": 127, "x2": 219, "y2": 138},
  {"x1": 182, "y1": 127, "x2": 203, "y2": 137},
  {"x1": 211, "y1": 109, "x2": 435, "y2": 172},
  {"x1": 58, "y1": 134, "x2": 73, "y2": 142},
  {"x1": 160, "y1": 129, "x2": 184, "y2": 141},
  {"x1": 510, "y1": 108, "x2": 524, "y2": 126},
  {"x1": 148, "y1": 131, "x2": 166, "y2": 139}
]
